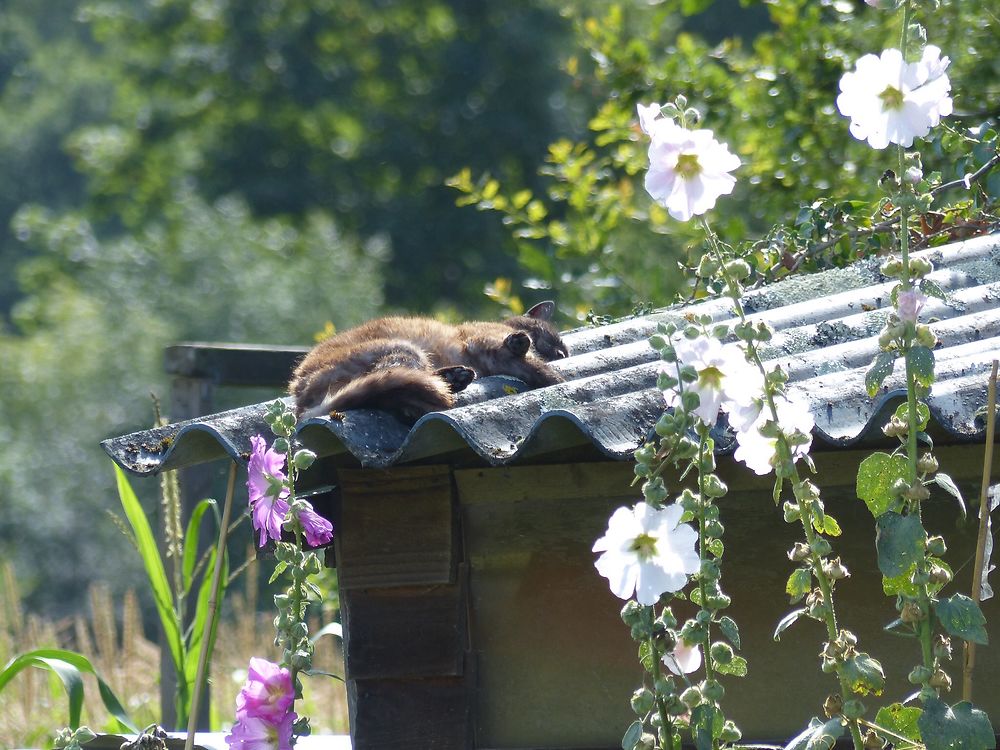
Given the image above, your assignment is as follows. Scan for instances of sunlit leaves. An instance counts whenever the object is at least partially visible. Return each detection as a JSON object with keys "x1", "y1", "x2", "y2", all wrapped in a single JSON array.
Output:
[
  {"x1": 875, "y1": 512, "x2": 927, "y2": 578},
  {"x1": 935, "y1": 594, "x2": 988, "y2": 645},
  {"x1": 857, "y1": 452, "x2": 908, "y2": 517}
]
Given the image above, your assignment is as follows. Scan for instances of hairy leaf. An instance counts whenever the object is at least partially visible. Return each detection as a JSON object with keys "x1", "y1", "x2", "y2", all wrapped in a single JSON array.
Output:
[
  {"x1": 774, "y1": 608, "x2": 807, "y2": 641},
  {"x1": 876, "y1": 512, "x2": 927, "y2": 578},
  {"x1": 908, "y1": 346, "x2": 935, "y2": 387},
  {"x1": 842, "y1": 652, "x2": 885, "y2": 696},
  {"x1": 866, "y1": 351, "x2": 897, "y2": 397},
  {"x1": 874, "y1": 703, "x2": 921, "y2": 744},
  {"x1": 935, "y1": 594, "x2": 988, "y2": 645},
  {"x1": 857, "y1": 452, "x2": 908, "y2": 517},
  {"x1": 786, "y1": 568, "x2": 812, "y2": 603},
  {"x1": 918, "y1": 697, "x2": 996, "y2": 750}
]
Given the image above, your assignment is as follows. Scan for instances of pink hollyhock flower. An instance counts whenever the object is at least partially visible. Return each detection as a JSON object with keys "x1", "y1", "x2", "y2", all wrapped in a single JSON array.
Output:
[
  {"x1": 248, "y1": 435, "x2": 291, "y2": 547},
  {"x1": 897, "y1": 288, "x2": 928, "y2": 323},
  {"x1": 225, "y1": 711, "x2": 296, "y2": 750},
  {"x1": 235, "y1": 658, "x2": 294, "y2": 723},
  {"x1": 298, "y1": 501, "x2": 334, "y2": 547}
]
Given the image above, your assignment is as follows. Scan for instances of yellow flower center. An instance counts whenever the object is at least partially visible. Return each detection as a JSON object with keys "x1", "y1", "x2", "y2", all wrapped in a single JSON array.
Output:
[
  {"x1": 630, "y1": 532, "x2": 659, "y2": 560},
  {"x1": 698, "y1": 365, "x2": 724, "y2": 390},
  {"x1": 879, "y1": 84, "x2": 904, "y2": 110},
  {"x1": 675, "y1": 153, "x2": 702, "y2": 180}
]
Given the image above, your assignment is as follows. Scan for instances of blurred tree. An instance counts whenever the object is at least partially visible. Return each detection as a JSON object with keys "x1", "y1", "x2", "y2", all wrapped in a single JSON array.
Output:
[
  {"x1": 68, "y1": 0, "x2": 585, "y2": 313},
  {"x1": 451, "y1": 0, "x2": 1000, "y2": 317},
  {"x1": 1, "y1": 192, "x2": 385, "y2": 616}
]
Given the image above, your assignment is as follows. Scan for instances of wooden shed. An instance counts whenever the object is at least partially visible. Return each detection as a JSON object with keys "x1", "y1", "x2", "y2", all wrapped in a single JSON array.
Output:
[{"x1": 104, "y1": 233, "x2": 1000, "y2": 749}]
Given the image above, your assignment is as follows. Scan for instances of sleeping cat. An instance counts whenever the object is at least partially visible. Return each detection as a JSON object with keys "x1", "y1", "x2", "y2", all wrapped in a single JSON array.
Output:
[{"x1": 289, "y1": 301, "x2": 569, "y2": 424}]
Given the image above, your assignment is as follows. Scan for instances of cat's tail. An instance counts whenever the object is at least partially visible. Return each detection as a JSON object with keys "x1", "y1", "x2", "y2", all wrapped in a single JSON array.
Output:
[{"x1": 298, "y1": 368, "x2": 458, "y2": 425}]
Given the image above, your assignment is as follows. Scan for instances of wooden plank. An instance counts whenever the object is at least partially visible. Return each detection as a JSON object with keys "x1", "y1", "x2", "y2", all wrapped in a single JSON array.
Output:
[
  {"x1": 164, "y1": 342, "x2": 308, "y2": 386},
  {"x1": 455, "y1": 444, "x2": 1000, "y2": 508},
  {"x1": 341, "y1": 566, "x2": 469, "y2": 680},
  {"x1": 336, "y1": 466, "x2": 456, "y2": 589},
  {"x1": 347, "y1": 676, "x2": 471, "y2": 750}
]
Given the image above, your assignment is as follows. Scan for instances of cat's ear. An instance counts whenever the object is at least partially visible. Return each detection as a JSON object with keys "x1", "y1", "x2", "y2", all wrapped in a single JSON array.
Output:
[{"x1": 524, "y1": 300, "x2": 555, "y2": 321}]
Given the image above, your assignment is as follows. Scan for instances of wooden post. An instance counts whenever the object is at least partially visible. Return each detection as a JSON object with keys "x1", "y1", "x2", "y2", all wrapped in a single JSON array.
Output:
[{"x1": 335, "y1": 466, "x2": 473, "y2": 749}]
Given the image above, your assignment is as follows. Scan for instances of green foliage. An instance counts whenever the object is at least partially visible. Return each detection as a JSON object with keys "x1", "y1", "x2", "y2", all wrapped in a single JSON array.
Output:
[
  {"x1": 917, "y1": 698, "x2": 996, "y2": 750},
  {"x1": 856, "y1": 452, "x2": 908, "y2": 517},
  {"x1": 875, "y1": 512, "x2": 927, "y2": 578},
  {"x1": 452, "y1": 0, "x2": 1000, "y2": 317},
  {"x1": 0, "y1": 648, "x2": 136, "y2": 733},
  {"x1": 934, "y1": 594, "x2": 988, "y2": 646},
  {"x1": 785, "y1": 717, "x2": 843, "y2": 750},
  {"x1": 113, "y1": 465, "x2": 227, "y2": 727},
  {"x1": 875, "y1": 703, "x2": 922, "y2": 745}
]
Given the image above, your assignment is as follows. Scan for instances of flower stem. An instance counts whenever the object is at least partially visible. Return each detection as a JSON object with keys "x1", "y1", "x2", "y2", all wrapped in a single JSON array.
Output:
[{"x1": 700, "y1": 218, "x2": 864, "y2": 750}]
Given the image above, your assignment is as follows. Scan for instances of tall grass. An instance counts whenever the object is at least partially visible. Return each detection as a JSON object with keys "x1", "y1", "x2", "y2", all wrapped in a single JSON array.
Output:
[{"x1": 0, "y1": 559, "x2": 348, "y2": 748}]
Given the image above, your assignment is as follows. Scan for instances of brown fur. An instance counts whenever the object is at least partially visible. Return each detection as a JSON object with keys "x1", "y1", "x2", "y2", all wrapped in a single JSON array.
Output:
[{"x1": 290, "y1": 302, "x2": 569, "y2": 423}]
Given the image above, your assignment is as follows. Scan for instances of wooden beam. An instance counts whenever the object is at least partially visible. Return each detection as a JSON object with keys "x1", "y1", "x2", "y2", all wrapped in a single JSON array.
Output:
[
  {"x1": 336, "y1": 466, "x2": 457, "y2": 589},
  {"x1": 164, "y1": 342, "x2": 308, "y2": 387}
]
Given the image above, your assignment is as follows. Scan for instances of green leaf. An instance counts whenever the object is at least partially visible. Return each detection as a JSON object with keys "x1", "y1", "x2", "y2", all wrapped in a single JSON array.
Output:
[
  {"x1": 638, "y1": 641, "x2": 655, "y2": 673},
  {"x1": 876, "y1": 512, "x2": 927, "y2": 578},
  {"x1": 841, "y1": 651, "x2": 885, "y2": 696},
  {"x1": 856, "y1": 452, "x2": 908, "y2": 517},
  {"x1": 310, "y1": 621, "x2": 343, "y2": 645},
  {"x1": 622, "y1": 721, "x2": 643, "y2": 750},
  {"x1": 113, "y1": 465, "x2": 185, "y2": 680},
  {"x1": 894, "y1": 401, "x2": 930, "y2": 432},
  {"x1": 774, "y1": 608, "x2": 807, "y2": 641},
  {"x1": 932, "y1": 473, "x2": 966, "y2": 519},
  {"x1": 707, "y1": 537, "x2": 724, "y2": 558},
  {"x1": 183, "y1": 539, "x2": 228, "y2": 694},
  {"x1": 883, "y1": 557, "x2": 952, "y2": 597},
  {"x1": 269, "y1": 560, "x2": 289, "y2": 584},
  {"x1": 717, "y1": 616, "x2": 740, "y2": 651},
  {"x1": 681, "y1": 0, "x2": 714, "y2": 15},
  {"x1": 935, "y1": 594, "x2": 988, "y2": 645},
  {"x1": 819, "y1": 514, "x2": 841, "y2": 537},
  {"x1": 908, "y1": 346, "x2": 936, "y2": 388},
  {"x1": 921, "y1": 279, "x2": 949, "y2": 302},
  {"x1": 786, "y1": 568, "x2": 812, "y2": 603},
  {"x1": 918, "y1": 697, "x2": 996, "y2": 750},
  {"x1": 182, "y1": 498, "x2": 219, "y2": 591},
  {"x1": 0, "y1": 649, "x2": 137, "y2": 733},
  {"x1": 784, "y1": 717, "x2": 843, "y2": 750},
  {"x1": 714, "y1": 654, "x2": 748, "y2": 677},
  {"x1": 866, "y1": 351, "x2": 897, "y2": 397},
  {"x1": 874, "y1": 703, "x2": 921, "y2": 744}
]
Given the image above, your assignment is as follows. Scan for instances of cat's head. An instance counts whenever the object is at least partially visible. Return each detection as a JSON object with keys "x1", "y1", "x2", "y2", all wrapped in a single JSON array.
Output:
[{"x1": 504, "y1": 300, "x2": 569, "y2": 361}]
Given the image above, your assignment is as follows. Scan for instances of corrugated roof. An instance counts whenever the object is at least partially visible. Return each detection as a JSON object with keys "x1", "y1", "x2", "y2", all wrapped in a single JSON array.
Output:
[{"x1": 102, "y1": 233, "x2": 1000, "y2": 475}]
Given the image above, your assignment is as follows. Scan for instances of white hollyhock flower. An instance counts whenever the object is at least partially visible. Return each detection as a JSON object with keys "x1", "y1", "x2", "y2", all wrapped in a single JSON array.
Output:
[
  {"x1": 663, "y1": 336, "x2": 762, "y2": 427},
  {"x1": 593, "y1": 502, "x2": 699, "y2": 605},
  {"x1": 734, "y1": 392, "x2": 815, "y2": 476},
  {"x1": 836, "y1": 46, "x2": 952, "y2": 150},
  {"x1": 640, "y1": 118, "x2": 740, "y2": 222},
  {"x1": 663, "y1": 639, "x2": 702, "y2": 676}
]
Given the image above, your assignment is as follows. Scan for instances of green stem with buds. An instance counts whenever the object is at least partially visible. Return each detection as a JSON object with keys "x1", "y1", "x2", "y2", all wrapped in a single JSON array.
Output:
[{"x1": 700, "y1": 219, "x2": 865, "y2": 750}]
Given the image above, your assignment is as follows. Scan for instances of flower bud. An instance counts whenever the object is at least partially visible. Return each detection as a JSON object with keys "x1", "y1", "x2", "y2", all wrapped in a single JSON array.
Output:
[
  {"x1": 702, "y1": 679, "x2": 725, "y2": 702},
  {"x1": 842, "y1": 699, "x2": 866, "y2": 720},
  {"x1": 680, "y1": 686, "x2": 703, "y2": 708},
  {"x1": 783, "y1": 501, "x2": 802, "y2": 523},
  {"x1": 710, "y1": 642, "x2": 734, "y2": 665},
  {"x1": 631, "y1": 687, "x2": 656, "y2": 715},
  {"x1": 720, "y1": 721, "x2": 742, "y2": 744},
  {"x1": 293, "y1": 449, "x2": 317, "y2": 470},
  {"x1": 822, "y1": 557, "x2": 850, "y2": 580},
  {"x1": 928, "y1": 563, "x2": 952, "y2": 586},
  {"x1": 811, "y1": 537, "x2": 832, "y2": 557},
  {"x1": 908, "y1": 665, "x2": 933, "y2": 684},
  {"x1": 863, "y1": 730, "x2": 885, "y2": 750},
  {"x1": 883, "y1": 416, "x2": 908, "y2": 438},
  {"x1": 934, "y1": 634, "x2": 953, "y2": 661},
  {"x1": 637, "y1": 733, "x2": 656, "y2": 750},
  {"x1": 909, "y1": 257, "x2": 934, "y2": 277},
  {"x1": 697, "y1": 255, "x2": 720, "y2": 278},
  {"x1": 823, "y1": 693, "x2": 843, "y2": 718},
  {"x1": 904, "y1": 482, "x2": 931, "y2": 502},
  {"x1": 917, "y1": 452, "x2": 938, "y2": 474},
  {"x1": 880, "y1": 257, "x2": 904, "y2": 277},
  {"x1": 901, "y1": 600, "x2": 926, "y2": 623},
  {"x1": 915, "y1": 324, "x2": 937, "y2": 348},
  {"x1": 725, "y1": 259, "x2": 752, "y2": 280},
  {"x1": 904, "y1": 166, "x2": 923, "y2": 184},
  {"x1": 788, "y1": 543, "x2": 811, "y2": 562},
  {"x1": 272, "y1": 437, "x2": 290, "y2": 454},
  {"x1": 929, "y1": 669, "x2": 952, "y2": 691}
]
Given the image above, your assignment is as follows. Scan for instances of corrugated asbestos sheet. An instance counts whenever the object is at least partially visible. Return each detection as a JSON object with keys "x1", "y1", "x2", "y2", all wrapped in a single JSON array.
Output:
[{"x1": 103, "y1": 233, "x2": 1000, "y2": 476}]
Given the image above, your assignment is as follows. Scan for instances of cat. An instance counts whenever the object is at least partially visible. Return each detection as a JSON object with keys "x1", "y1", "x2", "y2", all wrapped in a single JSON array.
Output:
[{"x1": 289, "y1": 301, "x2": 569, "y2": 424}]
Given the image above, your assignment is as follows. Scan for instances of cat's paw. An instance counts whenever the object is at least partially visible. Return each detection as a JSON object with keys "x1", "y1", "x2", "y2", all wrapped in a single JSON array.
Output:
[
  {"x1": 503, "y1": 331, "x2": 531, "y2": 357},
  {"x1": 435, "y1": 365, "x2": 477, "y2": 392}
]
